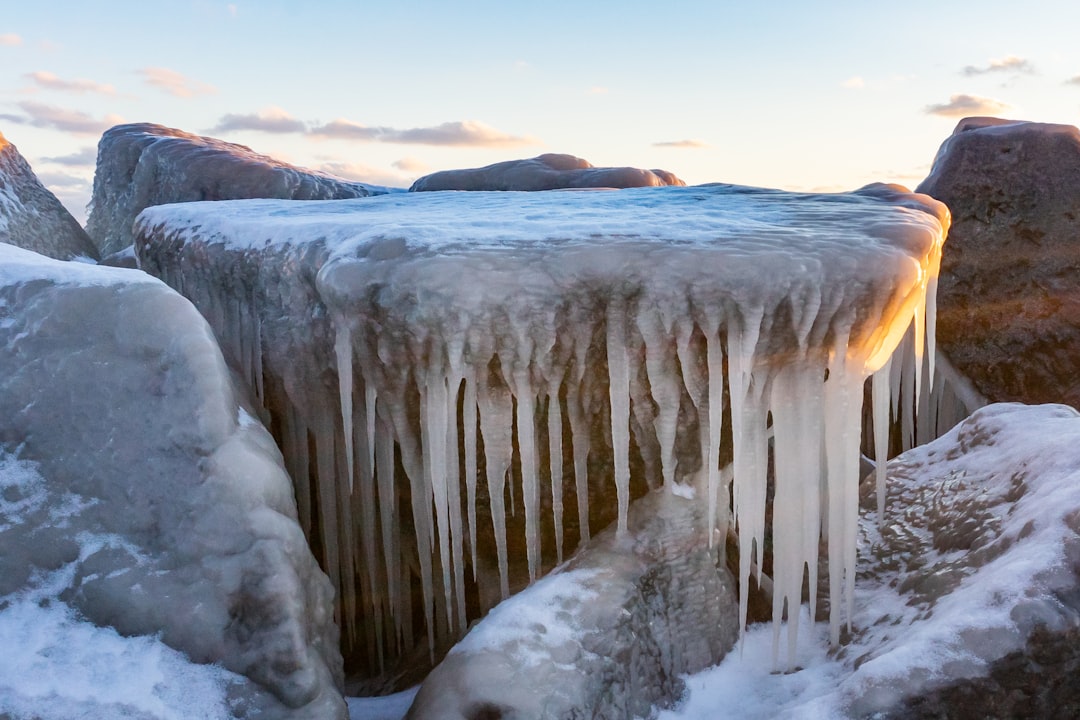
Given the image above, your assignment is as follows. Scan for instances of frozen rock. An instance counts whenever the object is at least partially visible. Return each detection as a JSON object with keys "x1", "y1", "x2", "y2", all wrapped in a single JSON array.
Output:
[
  {"x1": 409, "y1": 153, "x2": 685, "y2": 191},
  {"x1": 916, "y1": 118, "x2": 1080, "y2": 409},
  {"x1": 0, "y1": 244, "x2": 346, "y2": 719},
  {"x1": 0, "y1": 131, "x2": 99, "y2": 261},
  {"x1": 85, "y1": 122, "x2": 393, "y2": 257},
  {"x1": 133, "y1": 183, "x2": 947, "y2": 683},
  {"x1": 406, "y1": 488, "x2": 739, "y2": 720}
]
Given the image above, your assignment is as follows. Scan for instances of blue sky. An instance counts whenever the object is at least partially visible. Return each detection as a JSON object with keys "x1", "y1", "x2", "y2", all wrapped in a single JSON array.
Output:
[{"x1": 3, "y1": 1, "x2": 1080, "y2": 222}]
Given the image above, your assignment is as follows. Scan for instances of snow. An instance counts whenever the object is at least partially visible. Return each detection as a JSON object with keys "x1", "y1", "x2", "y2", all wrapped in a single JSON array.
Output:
[
  {"x1": 0, "y1": 452, "x2": 241, "y2": 720},
  {"x1": 661, "y1": 403, "x2": 1080, "y2": 718},
  {"x1": 134, "y1": 182, "x2": 948, "y2": 671}
]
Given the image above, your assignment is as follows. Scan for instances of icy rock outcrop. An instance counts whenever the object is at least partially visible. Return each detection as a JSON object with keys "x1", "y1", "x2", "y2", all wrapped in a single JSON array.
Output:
[
  {"x1": 134, "y1": 183, "x2": 947, "y2": 681},
  {"x1": 0, "y1": 131, "x2": 98, "y2": 261},
  {"x1": 0, "y1": 244, "x2": 345, "y2": 720},
  {"x1": 916, "y1": 117, "x2": 1080, "y2": 409},
  {"x1": 406, "y1": 488, "x2": 739, "y2": 720},
  {"x1": 846, "y1": 403, "x2": 1080, "y2": 717},
  {"x1": 408, "y1": 152, "x2": 685, "y2": 191},
  {"x1": 85, "y1": 122, "x2": 391, "y2": 257}
]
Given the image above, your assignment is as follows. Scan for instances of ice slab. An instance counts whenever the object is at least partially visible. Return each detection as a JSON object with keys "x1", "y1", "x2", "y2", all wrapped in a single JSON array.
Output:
[{"x1": 134, "y1": 182, "x2": 948, "y2": 676}]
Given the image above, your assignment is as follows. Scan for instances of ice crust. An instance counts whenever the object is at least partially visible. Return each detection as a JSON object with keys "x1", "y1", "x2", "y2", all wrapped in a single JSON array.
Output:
[
  {"x1": 0, "y1": 244, "x2": 346, "y2": 719},
  {"x1": 663, "y1": 403, "x2": 1080, "y2": 719},
  {"x1": 134, "y1": 182, "x2": 948, "y2": 672}
]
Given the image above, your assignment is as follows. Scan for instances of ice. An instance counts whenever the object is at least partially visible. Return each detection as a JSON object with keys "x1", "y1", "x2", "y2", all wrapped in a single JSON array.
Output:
[
  {"x1": 0, "y1": 244, "x2": 345, "y2": 718},
  {"x1": 660, "y1": 403, "x2": 1080, "y2": 718},
  {"x1": 134, "y1": 182, "x2": 948, "y2": 675}
]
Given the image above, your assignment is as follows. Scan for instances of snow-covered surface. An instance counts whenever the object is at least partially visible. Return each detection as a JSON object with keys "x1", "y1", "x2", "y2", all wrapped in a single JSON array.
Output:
[
  {"x1": 662, "y1": 403, "x2": 1080, "y2": 719},
  {"x1": 0, "y1": 452, "x2": 243, "y2": 720},
  {"x1": 0, "y1": 131, "x2": 99, "y2": 261},
  {"x1": 0, "y1": 244, "x2": 346, "y2": 719},
  {"x1": 346, "y1": 688, "x2": 418, "y2": 720},
  {"x1": 135, "y1": 182, "x2": 948, "y2": 674}
]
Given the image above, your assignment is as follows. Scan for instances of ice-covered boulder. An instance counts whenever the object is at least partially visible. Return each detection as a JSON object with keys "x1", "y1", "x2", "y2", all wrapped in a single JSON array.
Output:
[
  {"x1": 661, "y1": 403, "x2": 1080, "y2": 718},
  {"x1": 408, "y1": 153, "x2": 685, "y2": 191},
  {"x1": 406, "y1": 488, "x2": 739, "y2": 720},
  {"x1": 0, "y1": 131, "x2": 98, "y2": 261},
  {"x1": 134, "y1": 183, "x2": 947, "y2": 686},
  {"x1": 85, "y1": 122, "x2": 392, "y2": 257},
  {"x1": 0, "y1": 244, "x2": 345, "y2": 719},
  {"x1": 916, "y1": 117, "x2": 1080, "y2": 409}
]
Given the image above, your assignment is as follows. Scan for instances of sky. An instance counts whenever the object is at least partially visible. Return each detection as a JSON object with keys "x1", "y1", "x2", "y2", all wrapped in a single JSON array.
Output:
[{"x1": 3, "y1": 0, "x2": 1080, "y2": 224}]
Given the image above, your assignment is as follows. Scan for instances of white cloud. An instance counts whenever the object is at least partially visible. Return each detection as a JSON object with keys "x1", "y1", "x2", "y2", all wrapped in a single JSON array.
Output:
[
  {"x1": 1067, "y1": 75, "x2": 1080, "y2": 86},
  {"x1": 39, "y1": 147, "x2": 97, "y2": 167},
  {"x1": 12, "y1": 101, "x2": 123, "y2": 135},
  {"x1": 962, "y1": 55, "x2": 1034, "y2": 76},
  {"x1": 308, "y1": 119, "x2": 381, "y2": 140},
  {"x1": 26, "y1": 71, "x2": 116, "y2": 96},
  {"x1": 588, "y1": 86, "x2": 609, "y2": 95},
  {"x1": 208, "y1": 107, "x2": 306, "y2": 134},
  {"x1": 318, "y1": 161, "x2": 410, "y2": 188},
  {"x1": 924, "y1": 94, "x2": 1010, "y2": 118},
  {"x1": 842, "y1": 76, "x2": 865, "y2": 89},
  {"x1": 310, "y1": 119, "x2": 538, "y2": 147},
  {"x1": 227, "y1": 4, "x2": 238, "y2": 16},
  {"x1": 138, "y1": 67, "x2": 216, "y2": 98},
  {"x1": 392, "y1": 156, "x2": 428, "y2": 173},
  {"x1": 0, "y1": 33, "x2": 21, "y2": 46},
  {"x1": 652, "y1": 139, "x2": 711, "y2": 149}
]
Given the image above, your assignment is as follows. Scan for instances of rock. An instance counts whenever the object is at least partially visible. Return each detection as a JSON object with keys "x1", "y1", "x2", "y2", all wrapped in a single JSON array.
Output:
[
  {"x1": 405, "y1": 488, "x2": 739, "y2": 720},
  {"x1": 85, "y1": 122, "x2": 392, "y2": 257},
  {"x1": 0, "y1": 244, "x2": 346, "y2": 719},
  {"x1": 916, "y1": 117, "x2": 1080, "y2": 408},
  {"x1": 408, "y1": 153, "x2": 685, "y2": 191},
  {"x1": 0, "y1": 131, "x2": 99, "y2": 261}
]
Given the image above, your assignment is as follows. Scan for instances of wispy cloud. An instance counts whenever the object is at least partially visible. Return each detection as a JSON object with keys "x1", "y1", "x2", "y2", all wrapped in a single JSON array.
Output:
[
  {"x1": 39, "y1": 146, "x2": 97, "y2": 166},
  {"x1": 308, "y1": 119, "x2": 381, "y2": 140},
  {"x1": 925, "y1": 94, "x2": 1010, "y2": 118},
  {"x1": 652, "y1": 139, "x2": 711, "y2": 149},
  {"x1": 227, "y1": 4, "x2": 238, "y2": 16},
  {"x1": 1067, "y1": 75, "x2": 1080, "y2": 86},
  {"x1": 962, "y1": 55, "x2": 1034, "y2": 76},
  {"x1": 588, "y1": 86, "x2": 609, "y2": 95},
  {"x1": 26, "y1": 70, "x2": 116, "y2": 96},
  {"x1": 209, "y1": 107, "x2": 306, "y2": 134},
  {"x1": 392, "y1": 156, "x2": 428, "y2": 173},
  {"x1": 10, "y1": 101, "x2": 123, "y2": 135},
  {"x1": 0, "y1": 33, "x2": 21, "y2": 46},
  {"x1": 318, "y1": 161, "x2": 409, "y2": 188},
  {"x1": 138, "y1": 67, "x2": 216, "y2": 98},
  {"x1": 842, "y1": 75, "x2": 865, "y2": 89},
  {"x1": 311, "y1": 119, "x2": 538, "y2": 147}
]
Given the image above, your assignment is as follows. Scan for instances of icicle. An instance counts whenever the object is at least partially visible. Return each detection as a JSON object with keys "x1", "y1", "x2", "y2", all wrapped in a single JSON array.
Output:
[
  {"x1": 444, "y1": 374, "x2": 467, "y2": 634},
  {"x1": 462, "y1": 375, "x2": 479, "y2": 578},
  {"x1": 546, "y1": 380, "x2": 565, "y2": 564},
  {"x1": 567, "y1": 331, "x2": 592, "y2": 544},
  {"x1": 872, "y1": 357, "x2": 892, "y2": 521},
  {"x1": 374, "y1": 406, "x2": 400, "y2": 632},
  {"x1": 638, "y1": 307, "x2": 680, "y2": 492},
  {"x1": 333, "y1": 318, "x2": 355, "y2": 493},
  {"x1": 606, "y1": 302, "x2": 632, "y2": 535},
  {"x1": 704, "y1": 321, "x2": 724, "y2": 549},
  {"x1": 422, "y1": 367, "x2": 455, "y2": 631},
  {"x1": 477, "y1": 377, "x2": 513, "y2": 600},
  {"x1": 514, "y1": 372, "x2": 541, "y2": 583}
]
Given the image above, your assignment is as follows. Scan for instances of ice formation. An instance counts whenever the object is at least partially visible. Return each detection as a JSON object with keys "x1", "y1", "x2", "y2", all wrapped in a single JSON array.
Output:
[
  {"x1": 0, "y1": 131, "x2": 99, "y2": 261},
  {"x1": 409, "y1": 152, "x2": 685, "y2": 191},
  {"x1": 86, "y1": 122, "x2": 393, "y2": 257},
  {"x1": 0, "y1": 244, "x2": 346, "y2": 719},
  {"x1": 134, "y1": 182, "x2": 948, "y2": 675},
  {"x1": 661, "y1": 403, "x2": 1080, "y2": 719}
]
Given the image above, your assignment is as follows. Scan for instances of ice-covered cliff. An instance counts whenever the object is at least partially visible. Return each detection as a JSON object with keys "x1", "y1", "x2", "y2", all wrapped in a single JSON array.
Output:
[
  {"x1": 0, "y1": 131, "x2": 99, "y2": 261},
  {"x1": 86, "y1": 123, "x2": 393, "y2": 257},
  {"x1": 0, "y1": 244, "x2": 345, "y2": 719},
  {"x1": 133, "y1": 182, "x2": 948, "y2": 679}
]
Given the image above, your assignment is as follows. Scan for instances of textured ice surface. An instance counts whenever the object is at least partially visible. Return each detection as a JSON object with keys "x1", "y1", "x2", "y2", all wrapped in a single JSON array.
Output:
[
  {"x1": 0, "y1": 131, "x2": 98, "y2": 261},
  {"x1": 86, "y1": 122, "x2": 393, "y2": 256},
  {"x1": 406, "y1": 489, "x2": 739, "y2": 720},
  {"x1": 663, "y1": 403, "x2": 1080, "y2": 719},
  {"x1": 0, "y1": 244, "x2": 346, "y2": 719},
  {"x1": 134, "y1": 182, "x2": 948, "y2": 675},
  {"x1": 409, "y1": 152, "x2": 685, "y2": 191}
]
